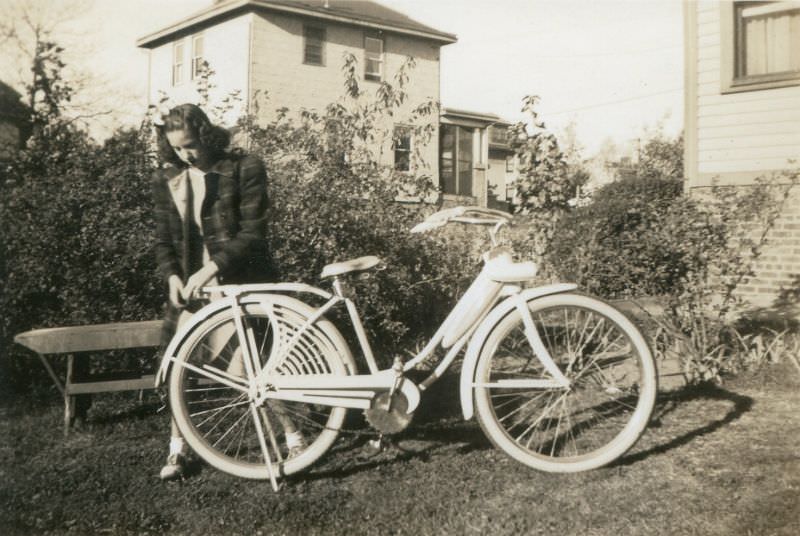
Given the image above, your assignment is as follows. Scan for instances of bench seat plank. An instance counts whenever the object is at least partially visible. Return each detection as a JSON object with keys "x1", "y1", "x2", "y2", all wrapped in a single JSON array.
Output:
[
  {"x1": 66, "y1": 375, "x2": 157, "y2": 395},
  {"x1": 14, "y1": 320, "x2": 163, "y2": 354}
]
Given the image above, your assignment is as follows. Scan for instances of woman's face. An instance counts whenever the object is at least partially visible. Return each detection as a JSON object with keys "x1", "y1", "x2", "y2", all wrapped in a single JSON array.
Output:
[{"x1": 166, "y1": 128, "x2": 212, "y2": 171}]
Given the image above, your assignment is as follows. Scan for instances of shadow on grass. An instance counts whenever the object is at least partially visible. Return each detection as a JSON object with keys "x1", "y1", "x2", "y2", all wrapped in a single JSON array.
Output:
[{"x1": 616, "y1": 383, "x2": 754, "y2": 467}]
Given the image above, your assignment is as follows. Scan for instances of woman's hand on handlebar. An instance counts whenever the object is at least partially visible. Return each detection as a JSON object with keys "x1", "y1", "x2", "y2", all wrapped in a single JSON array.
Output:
[
  {"x1": 168, "y1": 275, "x2": 186, "y2": 308},
  {"x1": 181, "y1": 261, "x2": 219, "y2": 303}
]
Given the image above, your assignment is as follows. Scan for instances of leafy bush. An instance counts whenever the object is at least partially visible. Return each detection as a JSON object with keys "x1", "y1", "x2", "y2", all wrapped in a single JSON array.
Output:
[
  {"x1": 506, "y1": 96, "x2": 585, "y2": 263},
  {"x1": 546, "y1": 175, "x2": 688, "y2": 297},
  {"x1": 1, "y1": 50, "x2": 489, "y2": 391},
  {"x1": 545, "y1": 125, "x2": 798, "y2": 383},
  {"x1": 1, "y1": 126, "x2": 163, "y2": 390},
  {"x1": 239, "y1": 54, "x2": 481, "y2": 359}
]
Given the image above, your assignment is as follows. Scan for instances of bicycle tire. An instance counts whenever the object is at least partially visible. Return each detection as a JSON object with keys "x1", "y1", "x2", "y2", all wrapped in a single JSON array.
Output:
[
  {"x1": 169, "y1": 294, "x2": 353, "y2": 480},
  {"x1": 473, "y1": 292, "x2": 657, "y2": 472}
]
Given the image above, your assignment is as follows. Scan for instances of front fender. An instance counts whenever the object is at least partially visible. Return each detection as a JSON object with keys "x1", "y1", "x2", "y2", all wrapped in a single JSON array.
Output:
[{"x1": 458, "y1": 283, "x2": 578, "y2": 420}]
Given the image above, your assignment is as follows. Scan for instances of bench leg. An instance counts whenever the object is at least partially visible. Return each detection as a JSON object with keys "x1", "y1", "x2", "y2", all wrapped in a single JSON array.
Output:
[
  {"x1": 64, "y1": 392, "x2": 74, "y2": 437},
  {"x1": 64, "y1": 355, "x2": 92, "y2": 436}
]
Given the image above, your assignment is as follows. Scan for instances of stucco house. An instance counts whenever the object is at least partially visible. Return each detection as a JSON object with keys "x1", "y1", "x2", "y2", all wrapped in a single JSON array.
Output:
[
  {"x1": 683, "y1": 0, "x2": 800, "y2": 306},
  {"x1": 137, "y1": 0, "x2": 456, "y2": 188}
]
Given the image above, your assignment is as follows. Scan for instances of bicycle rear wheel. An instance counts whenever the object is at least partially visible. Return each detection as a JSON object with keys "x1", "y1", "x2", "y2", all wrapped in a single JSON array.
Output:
[
  {"x1": 168, "y1": 296, "x2": 352, "y2": 480},
  {"x1": 473, "y1": 293, "x2": 656, "y2": 472}
]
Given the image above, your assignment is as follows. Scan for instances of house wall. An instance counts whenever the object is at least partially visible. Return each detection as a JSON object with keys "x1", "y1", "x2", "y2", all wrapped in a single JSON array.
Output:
[
  {"x1": 685, "y1": 1, "x2": 800, "y2": 308},
  {"x1": 686, "y1": 1, "x2": 800, "y2": 188},
  {"x1": 145, "y1": 14, "x2": 252, "y2": 126},
  {"x1": 249, "y1": 11, "x2": 440, "y2": 175}
]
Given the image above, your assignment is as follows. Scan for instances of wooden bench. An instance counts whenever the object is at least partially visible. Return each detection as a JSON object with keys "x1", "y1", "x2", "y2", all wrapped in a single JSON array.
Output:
[{"x1": 14, "y1": 320, "x2": 163, "y2": 436}]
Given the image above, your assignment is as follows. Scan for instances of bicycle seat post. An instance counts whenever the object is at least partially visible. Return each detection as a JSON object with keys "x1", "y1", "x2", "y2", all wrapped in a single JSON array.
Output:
[
  {"x1": 331, "y1": 275, "x2": 381, "y2": 374},
  {"x1": 331, "y1": 276, "x2": 348, "y2": 299}
]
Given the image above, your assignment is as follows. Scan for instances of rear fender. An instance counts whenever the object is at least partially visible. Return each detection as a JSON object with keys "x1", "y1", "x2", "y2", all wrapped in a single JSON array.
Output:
[
  {"x1": 155, "y1": 297, "x2": 238, "y2": 387},
  {"x1": 155, "y1": 294, "x2": 357, "y2": 387},
  {"x1": 458, "y1": 283, "x2": 578, "y2": 420}
]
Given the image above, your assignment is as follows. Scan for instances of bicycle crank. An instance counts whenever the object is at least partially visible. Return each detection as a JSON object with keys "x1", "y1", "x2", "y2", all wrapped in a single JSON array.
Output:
[{"x1": 364, "y1": 392, "x2": 414, "y2": 435}]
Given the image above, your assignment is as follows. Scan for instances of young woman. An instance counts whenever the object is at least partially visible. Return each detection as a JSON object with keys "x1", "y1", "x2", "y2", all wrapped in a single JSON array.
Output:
[{"x1": 152, "y1": 103, "x2": 303, "y2": 480}]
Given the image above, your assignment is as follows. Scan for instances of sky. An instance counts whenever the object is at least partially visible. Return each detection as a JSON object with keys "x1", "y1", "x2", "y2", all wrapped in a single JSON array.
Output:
[{"x1": 1, "y1": 0, "x2": 685, "y2": 156}]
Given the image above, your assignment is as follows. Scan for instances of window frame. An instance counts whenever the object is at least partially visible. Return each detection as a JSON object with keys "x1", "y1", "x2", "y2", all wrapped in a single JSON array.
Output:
[
  {"x1": 191, "y1": 34, "x2": 204, "y2": 80},
  {"x1": 364, "y1": 34, "x2": 384, "y2": 82},
  {"x1": 439, "y1": 124, "x2": 474, "y2": 197},
  {"x1": 172, "y1": 40, "x2": 185, "y2": 87},
  {"x1": 303, "y1": 24, "x2": 326, "y2": 66},
  {"x1": 721, "y1": 1, "x2": 800, "y2": 93},
  {"x1": 392, "y1": 125, "x2": 412, "y2": 173}
]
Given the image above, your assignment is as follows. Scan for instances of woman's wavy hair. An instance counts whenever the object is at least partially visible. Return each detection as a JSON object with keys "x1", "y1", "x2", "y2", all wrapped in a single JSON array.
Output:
[{"x1": 156, "y1": 103, "x2": 231, "y2": 168}]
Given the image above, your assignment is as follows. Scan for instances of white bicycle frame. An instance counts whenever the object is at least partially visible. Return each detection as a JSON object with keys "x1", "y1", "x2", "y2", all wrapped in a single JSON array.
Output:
[{"x1": 156, "y1": 260, "x2": 577, "y2": 421}]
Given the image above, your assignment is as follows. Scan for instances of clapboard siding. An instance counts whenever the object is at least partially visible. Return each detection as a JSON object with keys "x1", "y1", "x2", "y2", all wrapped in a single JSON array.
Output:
[
  {"x1": 249, "y1": 11, "x2": 440, "y2": 173},
  {"x1": 700, "y1": 121, "x2": 800, "y2": 140},
  {"x1": 698, "y1": 132, "x2": 800, "y2": 150},
  {"x1": 146, "y1": 14, "x2": 251, "y2": 126},
  {"x1": 690, "y1": 1, "x2": 800, "y2": 180},
  {"x1": 697, "y1": 94, "x2": 800, "y2": 116}
]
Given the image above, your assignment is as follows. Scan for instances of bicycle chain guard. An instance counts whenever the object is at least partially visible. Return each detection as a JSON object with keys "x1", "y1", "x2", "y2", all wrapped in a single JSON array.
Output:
[{"x1": 364, "y1": 392, "x2": 414, "y2": 435}]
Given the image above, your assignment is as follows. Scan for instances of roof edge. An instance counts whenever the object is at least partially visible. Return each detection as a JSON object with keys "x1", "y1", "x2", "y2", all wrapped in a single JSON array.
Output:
[
  {"x1": 442, "y1": 107, "x2": 513, "y2": 126},
  {"x1": 136, "y1": 0, "x2": 457, "y2": 48}
]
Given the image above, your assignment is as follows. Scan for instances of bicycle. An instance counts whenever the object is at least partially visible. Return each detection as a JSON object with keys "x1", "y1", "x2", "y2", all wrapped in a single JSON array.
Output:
[{"x1": 155, "y1": 206, "x2": 658, "y2": 490}]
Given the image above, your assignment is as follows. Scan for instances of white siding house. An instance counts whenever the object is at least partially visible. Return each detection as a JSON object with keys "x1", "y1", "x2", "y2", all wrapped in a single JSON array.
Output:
[
  {"x1": 684, "y1": 0, "x2": 800, "y2": 305},
  {"x1": 137, "y1": 0, "x2": 456, "y2": 180}
]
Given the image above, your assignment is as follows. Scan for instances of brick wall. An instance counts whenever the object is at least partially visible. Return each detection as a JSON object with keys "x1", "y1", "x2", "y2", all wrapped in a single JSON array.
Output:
[{"x1": 735, "y1": 188, "x2": 800, "y2": 308}]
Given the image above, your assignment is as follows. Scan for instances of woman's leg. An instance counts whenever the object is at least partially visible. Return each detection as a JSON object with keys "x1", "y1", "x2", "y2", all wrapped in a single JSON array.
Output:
[{"x1": 160, "y1": 309, "x2": 195, "y2": 481}]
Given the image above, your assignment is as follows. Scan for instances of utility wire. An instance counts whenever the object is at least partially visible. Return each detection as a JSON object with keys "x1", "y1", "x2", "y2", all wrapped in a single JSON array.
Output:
[{"x1": 547, "y1": 87, "x2": 683, "y2": 115}]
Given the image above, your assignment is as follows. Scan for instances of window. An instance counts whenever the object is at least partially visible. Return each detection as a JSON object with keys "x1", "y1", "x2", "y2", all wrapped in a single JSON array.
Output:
[
  {"x1": 722, "y1": 1, "x2": 800, "y2": 92},
  {"x1": 304, "y1": 25, "x2": 325, "y2": 65},
  {"x1": 172, "y1": 40, "x2": 185, "y2": 86},
  {"x1": 191, "y1": 34, "x2": 204, "y2": 80},
  {"x1": 439, "y1": 124, "x2": 474, "y2": 196},
  {"x1": 393, "y1": 126, "x2": 412, "y2": 172},
  {"x1": 364, "y1": 36, "x2": 384, "y2": 81},
  {"x1": 489, "y1": 126, "x2": 509, "y2": 146},
  {"x1": 505, "y1": 156, "x2": 514, "y2": 173}
]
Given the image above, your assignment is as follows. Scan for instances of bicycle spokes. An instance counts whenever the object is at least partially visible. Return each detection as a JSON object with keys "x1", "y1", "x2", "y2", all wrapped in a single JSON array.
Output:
[{"x1": 474, "y1": 295, "x2": 656, "y2": 471}]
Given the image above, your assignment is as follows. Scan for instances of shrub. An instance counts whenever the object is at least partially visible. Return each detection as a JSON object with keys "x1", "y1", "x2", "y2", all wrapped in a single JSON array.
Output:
[
  {"x1": 507, "y1": 96, "x2": 584, "y2": 263},
  {"x1": 546, "y1": 130, "x2": 798, "y2": 383},
  {"x1": 1, "y1": 51, "x2": 488, "y2": 391},
  {"x1": 1, "y1": 126, "x2": 163, "y2": 390},
  {"x1": 239, "y1": 54, "x2": 481, "y2": 359},
  {"x1": 546, "y1": 175, "x2": 688, "y2": 297}
]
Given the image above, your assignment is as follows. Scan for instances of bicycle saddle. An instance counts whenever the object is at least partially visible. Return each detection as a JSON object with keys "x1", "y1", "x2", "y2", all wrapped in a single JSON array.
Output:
[{"x1": 321, "y1": 256, "x2": 382, "y2": 279}]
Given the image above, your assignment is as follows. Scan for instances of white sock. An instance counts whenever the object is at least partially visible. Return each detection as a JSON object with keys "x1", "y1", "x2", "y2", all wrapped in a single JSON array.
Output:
[
  {"x1": 169, "y1": 436, "x2": 186, "y2": 456},
  {"x1": 285, "y1": 430, "x2": 305, "y2": 449}
]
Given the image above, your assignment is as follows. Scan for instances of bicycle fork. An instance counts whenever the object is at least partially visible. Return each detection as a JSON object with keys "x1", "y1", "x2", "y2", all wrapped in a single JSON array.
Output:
[{"x1": 229, "y1": 292, "x2": 281, "y2": 492}]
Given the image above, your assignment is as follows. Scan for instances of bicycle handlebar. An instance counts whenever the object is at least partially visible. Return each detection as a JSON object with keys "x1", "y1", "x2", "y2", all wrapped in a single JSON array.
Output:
[{"x1": 410, "y1": 206, "x2": 512, "y2": 233}]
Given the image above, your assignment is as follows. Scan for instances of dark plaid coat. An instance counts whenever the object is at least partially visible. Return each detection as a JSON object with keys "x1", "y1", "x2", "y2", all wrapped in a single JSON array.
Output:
[{"x1": 152, "y1": 153, "x2": 275, "y2": 346}]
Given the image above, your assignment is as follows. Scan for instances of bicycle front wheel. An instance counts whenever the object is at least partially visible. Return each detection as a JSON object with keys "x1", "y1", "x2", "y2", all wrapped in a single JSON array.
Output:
[
  {"x1": 169, "y1": 296, "x2": 351, "y2": 480},
  {"x1": 473, "y1": 292, "x2": 657, "y2": 472}
]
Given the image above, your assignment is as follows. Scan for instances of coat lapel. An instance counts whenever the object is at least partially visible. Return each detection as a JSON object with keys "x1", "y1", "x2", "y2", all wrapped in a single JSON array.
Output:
[{"x1": 167, "y1": 169, "x2": 188, "y2": 221}]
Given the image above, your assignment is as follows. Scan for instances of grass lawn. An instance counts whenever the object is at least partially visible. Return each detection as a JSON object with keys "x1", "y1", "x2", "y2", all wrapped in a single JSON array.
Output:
[{"x1": 1, "y1": 362, "x2": 798, "y2": 536}]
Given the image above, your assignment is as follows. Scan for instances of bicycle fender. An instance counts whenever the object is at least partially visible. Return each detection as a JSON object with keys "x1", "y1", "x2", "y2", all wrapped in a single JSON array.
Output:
[
  {"x1": 458, "y1": 283, "x2": 578, "y2": 420},
  {"x1": 154, "y1": 294, "x2": 358, "y2": 387},
  {"x1": 155, "y1": 297, "x2": 239, "y2": 387}
]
